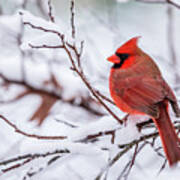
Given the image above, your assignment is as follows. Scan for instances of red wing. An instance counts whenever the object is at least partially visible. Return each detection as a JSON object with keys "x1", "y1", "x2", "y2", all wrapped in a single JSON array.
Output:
[{"x1": 118, "y1": 76, "x2": 166, "y2": 117}]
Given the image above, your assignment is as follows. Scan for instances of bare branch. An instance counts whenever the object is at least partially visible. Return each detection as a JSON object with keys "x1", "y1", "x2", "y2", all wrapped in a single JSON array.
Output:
[
  {"x1": 1, "y1": 158, "x2": 32, "y2": 173},
  {"x1": 0, "y1": 149, "x2": 69, "y2": 174},
  {"x1": 0, "y1": 70, "x2": 104, "y2": 121},
  {"x1": 76, "y1": 129, "x2": 116, "y2": 144},
  {"x1": 22, "y1": 20, "x2": 64, "y2": 39},
  {"x1": 118, "y1": 143, "x2": 146, "y2": 180},
  {"x1": 158, "y1": 159, "x2": 168, "y2": 174},
  {"x1": 48, "y1": 0, "x2": 55, "y2": 22},
  {"x1": 23, "y1": 20, "x2": 123, "y2": 124},
  {"x1": 70, "y1": 0, "x2": 75, "y2": 39},
  {"x1": 0, "y1": 114, "x2": 67, "y2": 140},
  {"x1": 55, "y1": 118, "x2": 78, "y2": 128},
  {"x1": 0, "y1": 149, "x2": 69, "y2": 166},
  {"x1": 167, "y1": 0, "x2": 180, "y2": 9},
  {"x1": 28, "y1": 43, "x2": 64, "y2": 49},
  {"x1": 95, "y1": 90, "x2": 115, "y2": 105}
]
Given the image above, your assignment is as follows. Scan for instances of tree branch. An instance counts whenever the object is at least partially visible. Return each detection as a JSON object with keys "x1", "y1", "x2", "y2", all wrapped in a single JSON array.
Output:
[
  {"x1": 0, "y1": 114, "x2": 67, "y2": 140},
  {"x1": 21, "y1": 12, "x2": 123, "y2": 124}
]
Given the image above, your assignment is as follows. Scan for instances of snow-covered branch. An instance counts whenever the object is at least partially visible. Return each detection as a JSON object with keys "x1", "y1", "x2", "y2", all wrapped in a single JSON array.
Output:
[{"x1": 0, "y1": 0, "x2": 180, "y2": 179}]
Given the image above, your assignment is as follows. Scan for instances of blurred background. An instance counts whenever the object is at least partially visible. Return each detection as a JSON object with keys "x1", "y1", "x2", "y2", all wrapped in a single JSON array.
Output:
[{"x1": 0, "y1": 0, "x2": 180, "y2": 179}]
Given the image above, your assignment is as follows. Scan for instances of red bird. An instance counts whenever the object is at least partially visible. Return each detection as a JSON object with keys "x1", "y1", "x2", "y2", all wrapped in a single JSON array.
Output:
[{"x1": 107, "y1": 37, "x2": 180, "y2": 166}]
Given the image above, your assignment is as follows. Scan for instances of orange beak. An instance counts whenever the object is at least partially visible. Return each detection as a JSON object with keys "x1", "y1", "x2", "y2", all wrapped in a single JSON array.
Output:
[{"x1": 107, "y1": 54, "x2": 120, "y2": 64}]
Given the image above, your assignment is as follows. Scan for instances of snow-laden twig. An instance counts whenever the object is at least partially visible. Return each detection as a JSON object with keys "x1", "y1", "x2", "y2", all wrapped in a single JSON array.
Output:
[
  {"x1": 117, "y1": 143, "x2": 146, "y2": 180},
  {"x1": 0, "y1": 114, "x2": 67, "y2": 140},
  {"x1": 0, "y1": 149, "x2": 69, "y2": 166},
  {"x1": 21, "y1": 3, "x2": 123, "y2": 124},
  {"x1": 95, "y1": 122, "x2": 180, "y2": 179},
  {"x1": 0, "y1": 149, "x2": 69, "y2": 174}
]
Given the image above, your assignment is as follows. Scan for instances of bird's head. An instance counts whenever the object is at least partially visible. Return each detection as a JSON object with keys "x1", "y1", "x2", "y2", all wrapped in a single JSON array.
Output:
[{"x1": 107, "y1": 36, "x2": 141, "y2": 69}]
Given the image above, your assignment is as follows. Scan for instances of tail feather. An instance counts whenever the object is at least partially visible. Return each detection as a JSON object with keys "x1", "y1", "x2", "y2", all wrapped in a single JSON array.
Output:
[{"x1": 153, "y1": 101, "x2": 180, "y2": 166}]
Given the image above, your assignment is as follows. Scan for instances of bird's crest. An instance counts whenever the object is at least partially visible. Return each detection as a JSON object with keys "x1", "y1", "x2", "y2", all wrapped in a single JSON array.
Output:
[{"x1": 116, "y1": 36, "x2": 141, "y2": 55}]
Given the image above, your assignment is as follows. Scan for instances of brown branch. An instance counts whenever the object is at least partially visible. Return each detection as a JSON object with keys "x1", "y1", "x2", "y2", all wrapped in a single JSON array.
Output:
[
  {"x1": 158, "y1": 159, "x2": 168, "y2": 174},
  {"x1": 95, "y1": 144, "x2": 133, "y2": 180},
  {"x1": 22, "y1": 20, "x2": 64, "y2": 39},
  {"x1": 0, "y1": 114, "x2": 67, "y2": 140},
  {"x1": 128, "y1": 143, "x2": 139, "y2": 171},
  {"x1": 48, "y1": 0, "x2": 55, "y2": 22},
  {"x1": 66, "y1": 41, "x2": 84, "y2": 71},
  {"x1": 29, "y1": 43, "x2": 64, "y2": 49},
  {"x1": 0, "y1": 149, "x2": 69, "y2": 175},
  {"x1": 118, "y1": 143, "x2": 146, "y2": 180},
  {"x1": 0, "y1": 149, "x2": 69, "y2": 166},
  {"x1": 65, "y1": 48, "x2": 123, "y2": 124},
  {"x1": 55, "y1": 118, "x2": 78, "y2": 128},
  {"x1": 167, "y1": 0, "x2": 180, "y2": 9},
  {"x1": 95, "y1": 90, "x2": 115, "y2": 105},
  {"x1": 70, "y1": 0, "x2": 75, "y2": 39},
  {"x1": 1, "y1": 158, "x2": 32, "y2": 173},
  {"x1": 23, "y1": 155, "x2": 60, "y2": 178},
  {"x1": 0, "y1": 71, "x2": 104, "y2": 119},
  {"x1": 77, "y1": 129, "x2": 116, "y2": 144},
  {"x1": 22, "y1": 20, "x2": 123, "y2": 124},
  {"x1": 95, "y1": 122, "x2": 180, "y2": 180},
  {"x1": 136, "y1": 118, "x2": 154, "y2": 131}
]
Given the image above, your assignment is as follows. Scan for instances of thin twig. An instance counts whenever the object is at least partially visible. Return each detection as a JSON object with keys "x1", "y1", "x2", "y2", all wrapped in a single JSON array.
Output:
[
  {"x1": 29, "y1": 43, "x2": 64, "y2": 49},
  {"x1": 95, "y1": 145, "x2": 133, "y2": 180},
  {"x1": 118, "y1": 143, "x2": 146, "y2": 180},
  {"x1": 167, "y1": 0, "x2": 180, "y2": 9},
  {"x1": 158, "y1": 159, "x2": 168, "y2": 174},
  {"x1": 48, "y1": 0, "x2": 55, "y2": 22},
  {"x1": 70, "y1": 0, "x2": 75, "y2": 39},
  {"x1": 0, "y1": 72, "x2": 104, "y2": 117},
  {"x1": 76, "y1": 129, "x2": 116, "y2": 144},
  {"x1": 0, "y1": 150, "x2": 69, "y2": 174},
  {"x1": 23, "y1": 21, "x2": 123, "y2": 124},
  {"x1": 95, "y1": 90, "x2": 115, "y2": 105},
  {"x1": 0, "y1": 149, "x2": 69, "y2": 166},
  {"x1": 0, "y1": 114, "x2": 67, "y2": 140},
  {"x1": 1, "y1": 158, "x2": 33, "y2": 173}
]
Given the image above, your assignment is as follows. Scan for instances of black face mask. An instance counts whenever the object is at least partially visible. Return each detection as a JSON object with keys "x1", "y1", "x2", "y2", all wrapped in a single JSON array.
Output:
[{"x1": 112, "y1": 53, "x2": 129, "y2": 69}]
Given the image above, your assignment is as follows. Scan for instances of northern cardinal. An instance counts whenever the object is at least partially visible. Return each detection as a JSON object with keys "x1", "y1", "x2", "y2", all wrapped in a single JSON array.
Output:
[{"x1": 107, "y1": 37, "x2": 180, "y2": 166}]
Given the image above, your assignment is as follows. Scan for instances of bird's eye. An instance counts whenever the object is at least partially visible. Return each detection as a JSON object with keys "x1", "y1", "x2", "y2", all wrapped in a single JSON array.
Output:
[{"x1": 116, "y1": 53, "x2": 129, "y2": 61}]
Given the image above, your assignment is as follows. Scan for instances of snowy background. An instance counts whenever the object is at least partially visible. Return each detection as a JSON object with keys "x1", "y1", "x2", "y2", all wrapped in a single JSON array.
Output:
[{"x1": 0, "y1": 0, "x2": 180, "y2": 179}]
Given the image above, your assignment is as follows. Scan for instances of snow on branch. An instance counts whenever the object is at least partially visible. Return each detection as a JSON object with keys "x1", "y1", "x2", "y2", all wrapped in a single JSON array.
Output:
[
  {"x1": 0, "y1": 114, "x2": 67, "y2": 140},
  {"x1": 1, "y1": 0, "x2": 180, "y2": 179},
  {"x1": 20, "y1": 6, "x2": 123, "y2": 124}
]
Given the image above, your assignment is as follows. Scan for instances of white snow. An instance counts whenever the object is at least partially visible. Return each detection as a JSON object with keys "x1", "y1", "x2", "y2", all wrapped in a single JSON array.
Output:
[{"x1": 0, "y1": 0, "x2": 180, "y2": 180}]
